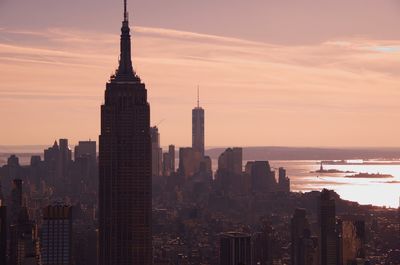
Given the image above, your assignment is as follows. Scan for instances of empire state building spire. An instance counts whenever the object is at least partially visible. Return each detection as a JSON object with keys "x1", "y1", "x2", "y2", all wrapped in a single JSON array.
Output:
[{"x1": 113, "y1": 0, "x2": 138, "y2": 82}]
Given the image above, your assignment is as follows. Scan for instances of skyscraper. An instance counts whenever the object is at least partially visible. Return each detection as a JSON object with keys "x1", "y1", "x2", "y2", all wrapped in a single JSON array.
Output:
[
  {"x1": 192, "y1": 88, "x2": 205, "y2": 156},
  {"x1": 151, "y1": 126, "x2": 162, "y2": 177},
  {"x1": 319, "y1": 189, "x2": 338, "y2": 265},
  {"x1": 41, "y1": 205, "x2": 73, "y2": 265},
  {"x1": 98, "y1": 1, "x2": 152, "y2": 264},
  {"x1": 219, "y1": 232, "x2": 251, "y2": 265},
  {"x1": 0, "y1": 202, "x2": 6, "y2": 265}
]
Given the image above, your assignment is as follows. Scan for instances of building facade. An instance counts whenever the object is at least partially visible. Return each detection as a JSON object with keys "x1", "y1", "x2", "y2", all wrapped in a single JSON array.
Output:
[
  {"x1": 41, "y1": 205, "x2": 73, "y2": 265},
  {"x1": 98, "y1": 0, "x2": 152, "y2": 264}
]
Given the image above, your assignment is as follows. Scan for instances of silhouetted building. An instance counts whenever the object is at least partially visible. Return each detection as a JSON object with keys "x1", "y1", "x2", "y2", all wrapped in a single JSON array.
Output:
[
  {"x1": 98, "y1": 1, "x2": 152, "y2": 264},
  {"x1": 0, "y1": 202, "x2": 6, "y2": 265},
  {"x1": 9, "y1": 207, "x2": 41, "y2": 265},
  {"x1": 216, "y1": 148, "x2": 243, "y2": 194},
  {"x1": 10, "y1": 179, "x2": 23, "y2": 224},
  {"x1": 291, "y1": 209, "x2": 309, "y2": 265},
  {"x1": 151, "y1": 126, "x2": 163, "y2": 177},
  {"x1": 74, "y1": 140, "x2": 96, "y2": 164},
  {"x1": 319, "y1": 189, "x2": 338, "y2": 265},
  {"x1": 248, "y1": 161, "x2": 276, "y2": 193},
  {"x1": 192, "y1": 89, "x2": 205, "y2": 156},
  {"x1": 41, "y1": 205, "x2": 73, "y2": 265},
  {"x1": 44, "y1": 140, "x2": 61, "y2": 187},
  {"x1": 169, "y1": 145, "x2": 175, "y2": 173},
  {"x1": 278, "y1": 167, "x2": 290, "y2": 192},
  {"x1": 220, "y1": 232, "x2": 251, "y2": 265},
  {"x1": 253, "y1": 222, "x2": 274, "y2": 265},
  {"x1": 291, "y1": 208, "x2": 318, "y2": 265},
  {"x1": 178, "y1": 147, "x2": 202, "y2": 178}
]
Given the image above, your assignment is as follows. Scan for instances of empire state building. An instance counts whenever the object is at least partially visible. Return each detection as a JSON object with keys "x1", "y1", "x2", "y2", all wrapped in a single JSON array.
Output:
[{"x1": 98, "y1": 1, "x2": 152, "y2": 264}]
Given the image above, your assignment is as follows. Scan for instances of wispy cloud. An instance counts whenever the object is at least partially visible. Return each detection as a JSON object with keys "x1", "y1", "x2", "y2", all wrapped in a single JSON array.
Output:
[{"x1": 1, "y1": 26, "x2": 400, "y2": 146}]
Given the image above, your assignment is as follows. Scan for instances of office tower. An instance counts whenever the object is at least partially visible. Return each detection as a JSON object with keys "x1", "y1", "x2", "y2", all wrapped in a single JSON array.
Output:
[
  {"x1": 7, "y1": 155, "x2": 21, "y2": 182},
  {"x1": 98, "y1": 0, "x2": 152, "y2": 264},
  {"x1": 291, "y1": 208, "x2": 311, "y2": 265},
  {"x1": 249, "y1": 161, "x2": 276, "y2": 193},
  {"x1": 0, "y1": 202, "x2": 6, "y2": 265},
  {"x1": 216, "y1": 148, "x2": 243, "y2": 193},
  {"x1": 74, "y1": 140, "x2": 97, "y2": 191},
  {"x1": 10, "y1": 179, "x2": 23, "y2": 224},
  {"x1": 162, "y1": 152, "x2": 172, "y2": 177},
  {"x1": 44, "y1": 140, "x2": 61, "y2": 186},
  {"x1": 151, "y1": 126, "x2": 163, "y2": 177},
  {"x1": 30, "y1": 155, "x2": 43, "y2": 190},
  {"x1": 220, "y1": 232, "x2": 251, "y2": 265},
  {"x1": 319, "y1": 189, "x2": 338, "y2": 265},
  {"x1": 169, "y1": 145, "x2": 175, "y2": 173},
  {"x1": 41, "y1": 205, "x2": 73, "y2": 265},
  {"x1": 74, "y1": 140, "x2": 96, "y2": 163},
  {"x1": 252, "y1": 222, "x2": 274, "y2": 265},
  {"x1": 9, "y1": 207, "x2": 41, "y2": 265},
  {"x1": 338, "y1": 218, "x2": 366, "y2": 265},
  {"x1": 192, "y1": 89, "x2": 205, "y2": 156},
  {"x1": 278, "y1": 167, "x2": 290, "y2": 192},
  {"x1": 178, "y1": 147, "x2": 202, "y2": 178}
]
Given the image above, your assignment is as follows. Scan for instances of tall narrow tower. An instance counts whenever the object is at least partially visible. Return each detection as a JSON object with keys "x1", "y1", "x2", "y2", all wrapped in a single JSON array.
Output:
[
  {"x1": 98, "y1": 1, "x2": 152, "y2": 264},
  {"x1": 192, "y1": 87, "x2": 205, "y2": 156}
]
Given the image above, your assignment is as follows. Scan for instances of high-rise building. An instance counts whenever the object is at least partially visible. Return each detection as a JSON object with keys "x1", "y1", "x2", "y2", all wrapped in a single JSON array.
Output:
[
  {"x1": 98, "y1": 0, "x2": 152, "y2": 264},
  {"x1": 216, "y1": 148, "x2": 243, "y2": 194},
  {"x1": 220, "y1": 232, "x2": 251, "y2": 265},
  {"x1": 41, "y1": 205, "x2": 73, "y2": 265},
  {"x1": 249, "y1": 161, "x2": 276, "y2": 193},
  {"x1": 319, "y1": 189, "x2": 338, "y2": 265},
  {"x1": 151, "y1": 126, "x2": 163, "y2": 177},
  {"x1": 178, "y1": 147, "x2": 202, "y2": 178},
  {"x1": 168, "y1": 145, "x2": 175, "y2": 173},
  {"x1": 289, "y1": 208, "x2": 319, "y2": 265},
  {"x1": 10, "y1": 179, "x2": 23, "y2": 224},
  {"x1": 338, "y1": 217, "x2": 367, "y2": 265},
  {"x1": 74, "y1": 140, "x2": 96, "y2": 163},
  {"x1": 192, "y1": 89, "x2": 205, "y2": 156},
  {"x1": 278, "y1": 167, "x2": 290, "y2": 192},
  {"x1": 9, "y1": 207, "x2": 41, "y2": 265},
  {"x1": 0, "y1": 202, "x2": 6, "y2": 265},
  {"x1": 252, "y1": 222, "x2": 274, "y2": 265}
]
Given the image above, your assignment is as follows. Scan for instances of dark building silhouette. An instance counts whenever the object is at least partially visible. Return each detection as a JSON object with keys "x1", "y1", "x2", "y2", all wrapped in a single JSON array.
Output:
[
  {"x1": 178, "y1": 147, "x2": 202, "y2": 178},
  {"x1": 192, "y1": 89, "x2": 205, "y2": 156},
  {"x1": 0, "y1": 202, "x2": 6, "y2": 265},
  {"x1": 278, "y1": 167, "x2": 290, "y2": 192},
  {"x1": 74, "y1": 140, "x2": 96, "y2": 163},
  {"x1": 98, "y1": 0, "x2": 152, "y2": 264},
  {"x1": 220, "y1": 232, "x2": 251, "y2": 265},
  {"x1": 169, "y1": 145, "x2": 175, "y2": 173},
  {"x1": 291, "y1": 208, "x2": 310, "y2": 265},
  {"x1": 319, "y1": 189, "x2": 338, "y2": 265},
  {"x1": 9, "y1": 207, "x2": 40, "y2": 265},
  {"x1": 216, "y1": 148, "x2": 243, "y2": 194},
  {"x1": 248, "y1": 161, "x2": 276, "y2": 193},
  {"x1": 291, "y1": 208, "x2": 318, "y2": 265},
  {"x1": 252, "y1": 222, "x2": 274, "y2": 265},
  {"x1": 41, "y1": 205, "x2": 73, "y2": 265},
  {"x1": 10, "y1": 179, "x2": 23, "y2": 224}
]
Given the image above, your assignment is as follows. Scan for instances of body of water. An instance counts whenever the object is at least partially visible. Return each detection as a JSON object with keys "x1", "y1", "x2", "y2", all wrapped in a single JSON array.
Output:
[{"x1": 213, "y1": 159, "x2": 400, "y2": 208}]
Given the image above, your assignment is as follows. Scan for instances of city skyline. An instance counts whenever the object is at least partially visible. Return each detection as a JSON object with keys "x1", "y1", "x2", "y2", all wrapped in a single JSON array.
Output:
[{"x1": 1, "y1": 1, "x2": 400, "y2": 147}]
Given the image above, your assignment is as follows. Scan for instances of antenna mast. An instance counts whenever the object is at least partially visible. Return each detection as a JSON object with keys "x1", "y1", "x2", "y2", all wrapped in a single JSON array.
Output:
[
  {"x1": 124, "y1": 0, "x2": 128, "y2": 21},
  {"x1": 197, "y1": 85, "x2": 200, "y2": 108}
]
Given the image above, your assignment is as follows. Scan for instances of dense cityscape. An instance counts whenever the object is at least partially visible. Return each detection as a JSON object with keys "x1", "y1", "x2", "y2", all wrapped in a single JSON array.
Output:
[{"x1": 0, "y1": 1, "x2": 399, "y2": 265}]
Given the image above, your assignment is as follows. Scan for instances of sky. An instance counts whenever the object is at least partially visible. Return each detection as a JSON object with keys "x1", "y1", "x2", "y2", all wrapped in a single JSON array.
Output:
[{"x1": 1, "y1": 0, "x2": 400, "y2": 148}]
